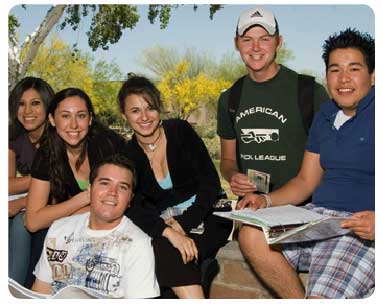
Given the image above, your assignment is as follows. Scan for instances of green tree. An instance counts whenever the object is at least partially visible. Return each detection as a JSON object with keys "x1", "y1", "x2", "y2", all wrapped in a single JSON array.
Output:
[
  {"x1": 299, "y1": 68, "x2": 327, "y2": 88},
  {"x1": 8, "y1": 4, "x2": 223, "y2": 92},
  {"x1": 208, "y1": 51, "x2": 248, "y2": 84},
  {"x1": 140, "y1": 42, "x2": 294, "y2": 85},
  {"x1": 276, "y1": 42, "x2": 295, "y2": 65},
  {"x1": 92, "y1": 60, "x2": 124, "y2": 125},
  {"x1": 139, "y1": 45, "x2": 214, "y2": 80}
]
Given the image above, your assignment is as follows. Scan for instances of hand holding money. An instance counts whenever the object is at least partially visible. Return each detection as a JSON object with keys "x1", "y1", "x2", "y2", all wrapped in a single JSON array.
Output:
[
  {"x1": 247, "y1": 169, "x2": 271, "y2": 193},
  {"x1": 229, "y1": 172, "x2": 257, "y2": 196}
]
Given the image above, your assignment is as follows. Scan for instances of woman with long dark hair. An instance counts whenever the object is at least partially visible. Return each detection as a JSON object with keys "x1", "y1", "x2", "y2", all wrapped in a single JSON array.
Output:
[
  {"x1": 118, "y1": 75, "x2": 232, "y2": 298},
  {"x1": 24, "y1": 87, "x2": 128, "y2": 287},
  {"x1": 8, "y1": 77, "x2": 54, "y2": 285}
]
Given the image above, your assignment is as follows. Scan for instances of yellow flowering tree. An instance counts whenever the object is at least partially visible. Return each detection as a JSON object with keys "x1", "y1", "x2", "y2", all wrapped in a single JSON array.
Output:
[
  {"x1": 158, "y1": 60, "x2": 230, "y2": 120},
  {"x1": 25, "y1": 36, "x2": 124, "y2": 125},
  {"x1": 26, "y1": 35, "x2": 94, "y2": 94}
]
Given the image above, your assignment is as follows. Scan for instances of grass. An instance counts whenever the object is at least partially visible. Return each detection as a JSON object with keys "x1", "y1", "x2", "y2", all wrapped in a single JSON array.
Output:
[{"x1": 213, "y1": 159, "x2": 236, "y2": 200}]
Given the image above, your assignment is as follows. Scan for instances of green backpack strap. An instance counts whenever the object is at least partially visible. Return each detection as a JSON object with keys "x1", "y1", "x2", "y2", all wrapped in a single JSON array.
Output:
[
  {"x1": 227, "y1": 76, "x2": 245, "y2": 172},
  {"x1": 297, "y1": 74, "x2": 315, "y2": 135},
  {"x1": 228, "y1": 76, "x2": 246, "y2": 127}
]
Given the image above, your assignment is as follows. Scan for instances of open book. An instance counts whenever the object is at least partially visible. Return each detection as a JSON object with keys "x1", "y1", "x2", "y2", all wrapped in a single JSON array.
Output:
[
  {"x1": 8, "y1": 278, "x2": 110, "y2": 299},
  {"x1": 8, "y1": 192, "x2": 28, "y2": 201},
  {"x1": 214, "y1": 205, "x2": 351, "y2": 244}
]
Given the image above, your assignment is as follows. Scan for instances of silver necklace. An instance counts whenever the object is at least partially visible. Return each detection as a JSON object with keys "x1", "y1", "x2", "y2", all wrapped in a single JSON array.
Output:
[{"x1": 138, "y1": 128, "x2": 162, "y2": 152}]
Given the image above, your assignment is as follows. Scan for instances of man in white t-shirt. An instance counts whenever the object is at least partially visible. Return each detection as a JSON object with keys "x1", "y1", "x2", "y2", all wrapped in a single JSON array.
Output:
[{"x1": 32, "y1": 154, "x2": 160, "y2": 298}]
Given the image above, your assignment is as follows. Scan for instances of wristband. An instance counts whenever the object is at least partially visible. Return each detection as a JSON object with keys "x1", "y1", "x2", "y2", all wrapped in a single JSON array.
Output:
[{"x1": 261, "y1": 194, "x2": 272, "y2": 208}]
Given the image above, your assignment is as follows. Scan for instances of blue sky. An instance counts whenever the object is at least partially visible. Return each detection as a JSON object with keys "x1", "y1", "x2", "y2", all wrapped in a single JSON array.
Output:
[{"x1": 9, "y1": 3, "x2": 375, "y2": 79}]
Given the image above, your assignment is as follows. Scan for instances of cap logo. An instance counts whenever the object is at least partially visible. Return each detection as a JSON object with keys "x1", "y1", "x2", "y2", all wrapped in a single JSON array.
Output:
[{"x1": 251, "y1": 11, "x2": 263, "y2": 18}]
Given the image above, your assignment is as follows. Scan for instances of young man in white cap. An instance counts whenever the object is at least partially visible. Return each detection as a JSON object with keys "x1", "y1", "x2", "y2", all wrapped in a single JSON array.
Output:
[
  {"x1": 216, "y1": 6, "x2": 328, "y2": 293},
  {"x1": 217, "y1": 6, "x2": 328, "y2": 198}
]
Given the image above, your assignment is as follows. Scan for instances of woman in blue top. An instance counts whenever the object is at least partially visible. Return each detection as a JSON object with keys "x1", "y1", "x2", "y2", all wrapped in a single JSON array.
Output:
[
  {"x1": 118, "y1": 75, "x2": 232, "y2": 298},
  {"x1": 24, "y1": 88, "x2": 128, "y2": 288},
  {"x1": 8, "y1": 77, "x2": 54, "y2": 285}
]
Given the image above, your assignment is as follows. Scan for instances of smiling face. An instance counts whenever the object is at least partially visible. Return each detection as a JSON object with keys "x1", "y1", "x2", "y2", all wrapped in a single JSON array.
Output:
[
  {"x1": 89, "y1": 164, "x2": 133, "y2": 230},
  {"x1": 326, "y1": 48, "x2": 374, "y2": 116},
  {"x1": 48, "y1": 96, "x2": 92, "y2": 148},
  {"x1": 235, "y1": 26, "x2": 282, "y2": 81},
  {"x1": 123, "y1": 94, "x2": 161, "y2": 139},
  {"x1": 17, "y1": 88, "x2": 46, "y2": 134}
]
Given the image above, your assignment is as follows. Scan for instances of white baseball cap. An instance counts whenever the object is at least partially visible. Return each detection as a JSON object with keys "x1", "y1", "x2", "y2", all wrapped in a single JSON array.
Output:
[{"x1": 236, "y1": 7, "x2": 278, "y2": 36}]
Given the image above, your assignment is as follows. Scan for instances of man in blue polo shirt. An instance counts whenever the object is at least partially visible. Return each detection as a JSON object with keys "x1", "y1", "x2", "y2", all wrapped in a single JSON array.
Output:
[{"x1": 236, "y1": 28, "x2": 375, "y2": 298}]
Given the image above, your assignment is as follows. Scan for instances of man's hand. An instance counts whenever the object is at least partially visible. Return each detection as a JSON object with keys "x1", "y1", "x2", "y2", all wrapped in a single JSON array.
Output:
[
  {"x1": 162, "y1": 227, "x2": 198, "y2": 264},
  {"x1": 229, "y1": 172, "x2": 257, "y2": 196},
  {"x1": 32, "y1": 278, "x2": 53, "y2": 295},
  {"x1": 341, "y1": 211, "x2": 375, "y2": 240},
  {"x1": 236, "y1": 193, "x2": 267, "y2": 210}
]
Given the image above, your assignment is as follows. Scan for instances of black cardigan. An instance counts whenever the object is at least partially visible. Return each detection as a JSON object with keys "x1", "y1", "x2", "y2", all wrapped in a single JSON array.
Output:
[{"x1": 126, "y1": 119, "x2": 221, "y2": 237}]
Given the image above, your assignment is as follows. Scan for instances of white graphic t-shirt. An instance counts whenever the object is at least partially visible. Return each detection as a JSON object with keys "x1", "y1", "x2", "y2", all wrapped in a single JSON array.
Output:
[{"x1": 34, "y1": 212, "x2": 160, "y2": 298}]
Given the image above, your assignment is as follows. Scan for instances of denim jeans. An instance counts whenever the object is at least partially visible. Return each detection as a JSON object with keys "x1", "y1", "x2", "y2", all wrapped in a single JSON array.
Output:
[{"x1": 9, "y1": 212, "x2": 31, "y2": 286}]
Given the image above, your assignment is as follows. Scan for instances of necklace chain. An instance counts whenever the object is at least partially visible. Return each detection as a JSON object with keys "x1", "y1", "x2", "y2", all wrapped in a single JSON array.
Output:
[{"x1": 137, "y1": 128, "x2": 162, "y2": 153}]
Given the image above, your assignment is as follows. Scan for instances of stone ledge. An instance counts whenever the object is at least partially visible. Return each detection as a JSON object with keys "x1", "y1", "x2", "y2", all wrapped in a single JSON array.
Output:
[
  {"x1": 210, "y1": 239, "x2": 307, "y2": 299},
  {"x1": 216, "y1": 239, "x2": 246, "y2": 261}
]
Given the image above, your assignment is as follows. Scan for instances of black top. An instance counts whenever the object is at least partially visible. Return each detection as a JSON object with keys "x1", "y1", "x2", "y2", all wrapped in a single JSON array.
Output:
[
  {"x1": 126, "y1": 119, "x2": 222, "y2": 237},
  {"x1": 31, "y1": 128, "x2": 128, "y2": 198},
  {"x1": 9, "y1": 133, "x2": 37, "y2": 175}
]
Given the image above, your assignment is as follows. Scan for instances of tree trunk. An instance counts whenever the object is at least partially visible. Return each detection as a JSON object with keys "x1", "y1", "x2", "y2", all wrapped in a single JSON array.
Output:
[{"x1": 8, "y1": 5, "x2": 67, "y2": 92}]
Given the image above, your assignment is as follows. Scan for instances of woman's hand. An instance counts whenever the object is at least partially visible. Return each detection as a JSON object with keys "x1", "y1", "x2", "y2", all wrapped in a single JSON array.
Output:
[
  {"x1": 8, "y1": 197, "x2": 27, "y2": 217},
  {"x1": 341, "y1": 211, "x2": 375, "y2": 240},
  {"x1": 236, "y1": 193, "x2": 267, "y2": 210},
  {"x1": 162, "y1": 227, "x2": 198, "y2": 264},
  {"x1": 72, "y1": 190, "x2": 91, "y2": 210},
  {"x1": 165, "y1": 217, "x2": 186, "y2": 235}
]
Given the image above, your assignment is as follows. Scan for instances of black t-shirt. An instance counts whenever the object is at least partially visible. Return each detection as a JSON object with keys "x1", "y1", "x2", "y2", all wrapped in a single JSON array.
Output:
[
  {"x1": 31, "y1": 128, "x2": 128, "y2": 197},
  {"x1": 9, "y1": 133, "x2": 37, "y2": 175},
  {"x1": 217, "y1": 65, "x2": 329, "y2": 191}
]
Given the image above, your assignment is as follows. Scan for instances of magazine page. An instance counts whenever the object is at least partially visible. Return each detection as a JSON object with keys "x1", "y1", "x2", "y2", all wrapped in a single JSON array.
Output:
[
  {"x1": 8, "y1": 278, "x2": 110, "y2": 299},
  {"x1": 265, "y1": 217, "x2": 351, "y2": 244},
  {"x1": 214, "y1": 210, "x2": 266, "y2": 229},
  {"x1": 8, "y1": 192, "x2": 28, "y2": 201},
  {"x1": 8, "y1": 278, "x2": 48, "y2": 299},
  {"x1": 214, "y1": 205, "x2": 324, "y2": 229}
]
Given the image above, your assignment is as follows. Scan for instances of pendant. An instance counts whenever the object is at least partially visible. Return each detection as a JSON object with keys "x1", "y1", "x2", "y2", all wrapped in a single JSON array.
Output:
[{"x1": 148, "y1": 143, "x2": 157, "y2": 152}]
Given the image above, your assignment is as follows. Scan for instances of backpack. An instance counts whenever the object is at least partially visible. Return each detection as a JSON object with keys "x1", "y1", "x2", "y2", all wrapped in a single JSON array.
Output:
[{"x1": 228, "y1": 74, "x2": 315, "y2": 135}]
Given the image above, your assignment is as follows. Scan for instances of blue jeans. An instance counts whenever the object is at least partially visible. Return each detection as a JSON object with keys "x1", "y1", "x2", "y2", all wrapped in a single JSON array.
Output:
[{"x1": 9, "y1": 212, "x2": 31, "y2": 286}]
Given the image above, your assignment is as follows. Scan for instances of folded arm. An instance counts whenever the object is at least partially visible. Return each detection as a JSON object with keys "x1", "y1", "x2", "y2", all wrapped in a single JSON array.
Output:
[
  {"x1": 25, "y1": 178, "x2": 90, "y2": 232},
  {"x1": 8, "y1": 149, "x2": 31, "y2": 195},
  {"x1": 8, "y1": 196, "x2": 27, "y2": 217}
]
